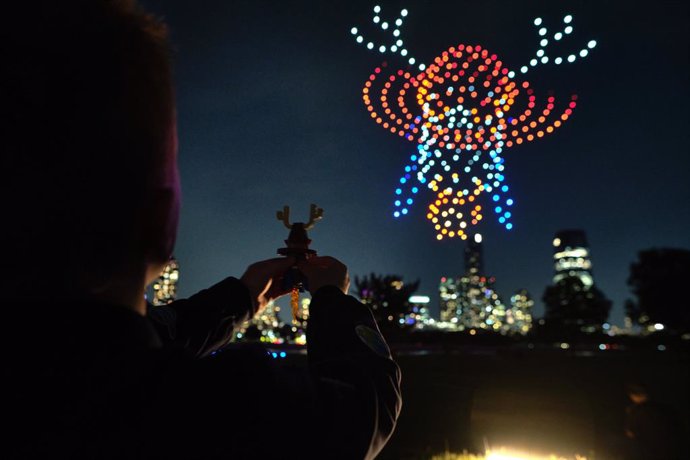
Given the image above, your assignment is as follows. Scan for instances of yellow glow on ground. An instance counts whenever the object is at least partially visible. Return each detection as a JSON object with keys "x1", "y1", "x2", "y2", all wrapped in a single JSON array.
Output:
[{"x1": 430, "y1": 449, "x2": 587, "y2": 460}]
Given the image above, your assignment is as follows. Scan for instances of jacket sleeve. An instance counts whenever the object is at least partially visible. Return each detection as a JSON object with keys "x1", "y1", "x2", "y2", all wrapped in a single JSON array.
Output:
[
  {"x1": 306, "y1": 285, "x2": 402, "y2": 459},
  {"x1": 148, "y1": 277, "x2": 255, "y2": 357}
]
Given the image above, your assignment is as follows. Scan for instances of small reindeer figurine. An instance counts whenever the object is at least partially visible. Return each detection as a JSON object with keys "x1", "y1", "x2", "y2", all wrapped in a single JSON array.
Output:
[{"x1": 276, "y1": 204, "x2": 324, "y2": 322}]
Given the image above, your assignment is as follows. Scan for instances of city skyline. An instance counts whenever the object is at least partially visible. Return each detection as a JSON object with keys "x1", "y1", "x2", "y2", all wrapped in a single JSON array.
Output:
[{"x1": 140, "y1": 0, "x2": 690, "y2": 326}]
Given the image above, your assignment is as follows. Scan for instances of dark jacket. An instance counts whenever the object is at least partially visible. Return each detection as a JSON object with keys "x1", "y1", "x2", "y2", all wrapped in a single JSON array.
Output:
[{"x1": 3, "y1": 278, "x2": 401, "y2": 459}]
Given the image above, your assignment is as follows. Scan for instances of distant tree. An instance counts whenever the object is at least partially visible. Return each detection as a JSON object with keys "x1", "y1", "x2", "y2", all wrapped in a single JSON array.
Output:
[
  {"x1": 542, "y1": 276, "x2": 611, "y2": 334},
  {"x1": 354, "y1": 273, "x2": 420, "y2": 330},
  {"x1": 626, "y1": 248, "x2": 690, "y2": 333}
]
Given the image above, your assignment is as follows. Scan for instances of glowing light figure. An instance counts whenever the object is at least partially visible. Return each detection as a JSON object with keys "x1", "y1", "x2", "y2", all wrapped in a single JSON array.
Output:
[
  {"x1": 352, "y1": 5, "x2": 426, "y2": 70},
  {"x1": 353, "y1": 8, "x2": 595, "y2": 240},
  {"x1": 510, "y1": 14, "x2": 597, "y2": 77}
]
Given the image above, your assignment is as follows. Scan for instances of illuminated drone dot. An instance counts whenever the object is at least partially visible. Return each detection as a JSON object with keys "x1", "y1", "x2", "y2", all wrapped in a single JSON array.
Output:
[
  {"x1": 373, "y1": 16, "x2": 380, "y2": 23},
  {"x1": 565, "y1": 25, "x2": 573, "y2": 34},
  {"x1": 564, "y1": 14, "x2": 572, "y2": 23},
  {"x1": 538, "y1": 27, "x2": 547, "y2": 36},
  {"x1": 394, "y1": 211, "x2": 400, "y2": 218},
  {"x1": 393, "y1": 29, "x2": 400, "y2": 37},
  {"x1": 580, "y1": 49, "x2": 589, "y2": 58},
  {"x1": 381, "y1": 22, "x2": 389, "y2": 30},
  {"x1": 374, "y1": 5, "x2": 381, "y2": 13},
  {"x1": 401, "y1": 9, "x2": 408, "y2": 17},
  {"x1": 567, "y1": 54, "x2": 576, "y2": 63},
  {"x1": 588, "y1": 40, "x2": 597, "y2": 48},
  {"x1": 350, "y1": 27, "x2": 358, "y2": 35},
  {"x1": 534, "y1": 17, "x2": 542, "y2": 26},
  {"x1": 356, "y1": 36, "x2": 363, "y2": 43},
  {"x1": 506, "y1": 223, "x2": 513, "y2": 230},
  {"x1": 367, "y1": 42, "x2": 374, "y2": 50},
  {"x1": 356, "y1": 26, "x2": 590, "y2": 237}
]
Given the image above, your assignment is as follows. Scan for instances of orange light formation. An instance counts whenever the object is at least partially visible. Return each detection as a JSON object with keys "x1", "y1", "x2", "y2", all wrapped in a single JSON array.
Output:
[{"x1": 353, "y1": 6, "x2": 596, "y2": 240}]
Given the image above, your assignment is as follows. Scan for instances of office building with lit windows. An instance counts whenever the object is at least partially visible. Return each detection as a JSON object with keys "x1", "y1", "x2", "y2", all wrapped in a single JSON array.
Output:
[
  {"x1": 235, "y1": 300, "x2": 285, "y2": 344},
  {"x1": 439, "y1": 234, "x2": 508, "y2": 332},
  {"x1": 407, "y1": 295, "x2": 433, "y2": 327},
  {"x1": 150, "y1": 257, "x2": 180, "y2": 306},
  {"x1": 464, "y1": 234, "x2": 483, "y2": 275},
  {"x1": 552, "y1": 229, "x2": 594, "y2": 288},
  {"x1": 440, "y1": 277, "x2": 460, "y2": 323},
  {"x1": 508, "y1": 289, "x2": 534, "y2": 334}
]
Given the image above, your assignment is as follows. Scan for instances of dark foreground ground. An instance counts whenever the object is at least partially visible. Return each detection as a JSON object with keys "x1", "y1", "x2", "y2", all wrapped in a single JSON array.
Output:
[
  {"x1": 378, "y1": 346, "x2": 689, "y2": 460},
  {"x1": 268, "y1": 341, "x2": 689, "y2": 459}
]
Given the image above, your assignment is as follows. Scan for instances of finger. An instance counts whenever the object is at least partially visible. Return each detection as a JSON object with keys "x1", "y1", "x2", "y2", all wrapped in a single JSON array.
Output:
[
  {"x1": 267, "y1": 289, "x2": 291, "y2": 300},
  {"x1": 265, "y1": 283, "x2": 293, "y2": 301}
]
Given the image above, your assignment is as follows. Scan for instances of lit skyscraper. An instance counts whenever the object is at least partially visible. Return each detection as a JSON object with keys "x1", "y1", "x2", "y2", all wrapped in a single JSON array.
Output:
[
  {"x1": 552, "y1": 230, "x2": 594, "y2": 288},
  {"x1": 464, "y1": 233, "x2": 483, "y2": 275},
  {"x1": 439, "y1": 234, "x2": 508, "y2": 332},
  {"x1": 151, "y1": 257, "x2": 180, "y2": 306},
  {"x1": 235, "y1": 300, "x2": 285, "y2": 344},
  {"x1": 407, "y1": 295, "x2": 432, "y2": 327},
  {"x1": 440, "y1": 277, "x2": 460, "y2": 323},
  {"x1": 508, "y1": 289, "x2": 534, "y2": 334}
]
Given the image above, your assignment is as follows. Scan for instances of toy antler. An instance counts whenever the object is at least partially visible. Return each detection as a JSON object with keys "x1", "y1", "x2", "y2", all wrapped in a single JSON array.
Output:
[
  {"x1": 350, "y1": 4, "x2": 426, "y2": 71},
  {"x1": 277, "y1": 204, "x2": 323, "y2": 230},
  {"x1": 509, "y1": 14, "x2": 597, "y2": 78},
  {"x1": 304, "y1": 204, "x2": 324, "y2": 230},
  {"x1": 277, "y1": 206, "x2": 292, "y2": 229}
]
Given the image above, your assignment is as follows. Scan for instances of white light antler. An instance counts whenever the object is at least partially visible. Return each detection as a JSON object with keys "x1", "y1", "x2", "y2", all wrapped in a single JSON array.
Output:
[
  {"x1": 351, "y1": 5, "x2": 426, "y2": 71},
  {"x1": 508, "y1": 14, "x2": 597, "y2": 78}
]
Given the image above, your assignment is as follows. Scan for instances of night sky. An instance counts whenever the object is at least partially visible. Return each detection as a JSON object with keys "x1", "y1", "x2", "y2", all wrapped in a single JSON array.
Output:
[{"x1": 141, "y1": 0, "x2": 689, "y2": 325}]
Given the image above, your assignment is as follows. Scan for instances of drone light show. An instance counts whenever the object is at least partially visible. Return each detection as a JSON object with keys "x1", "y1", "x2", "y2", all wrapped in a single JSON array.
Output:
[{"x1": 352, "y1": 5, "x2": 596, "y2": 240}]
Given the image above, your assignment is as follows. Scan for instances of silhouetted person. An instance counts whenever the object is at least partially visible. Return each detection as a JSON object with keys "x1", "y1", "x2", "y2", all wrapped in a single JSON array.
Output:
[
  {"x1": 624, "y1": 383, "x2": 680, "y2": 460},
  {"x1": 0, "y1": 1, "x2": 401, "y2": 458}
]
